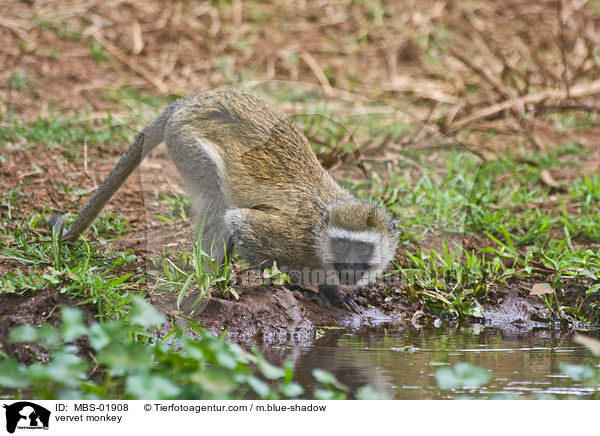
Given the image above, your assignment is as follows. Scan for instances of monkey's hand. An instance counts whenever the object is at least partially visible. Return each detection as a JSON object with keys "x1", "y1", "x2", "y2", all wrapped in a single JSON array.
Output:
[
  {"x1": 344, "y1": 298, "x2": 364, "y2": 314},
  {"x1": 315, "y1": 285, "x2": 364, "y2": 314}
]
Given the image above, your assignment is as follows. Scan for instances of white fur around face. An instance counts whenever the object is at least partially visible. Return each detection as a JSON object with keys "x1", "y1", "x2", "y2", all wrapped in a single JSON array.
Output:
[{"x1": 326, "y1": 228, "x2": 382, "y2": 244}]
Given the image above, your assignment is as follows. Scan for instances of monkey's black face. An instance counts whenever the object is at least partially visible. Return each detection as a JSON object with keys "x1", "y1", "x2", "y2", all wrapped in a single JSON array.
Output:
[
  {"x1": 329, "y1": 238, "x2": 376, "y2": 285},
  {"x1": 330, "y1": 238, "x2": 374, "y2": 264}
]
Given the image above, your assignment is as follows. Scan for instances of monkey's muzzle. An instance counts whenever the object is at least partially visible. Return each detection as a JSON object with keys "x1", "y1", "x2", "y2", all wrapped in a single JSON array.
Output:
[{"x1": 334, "y1": 263, "x2": 372, "y2": 285}]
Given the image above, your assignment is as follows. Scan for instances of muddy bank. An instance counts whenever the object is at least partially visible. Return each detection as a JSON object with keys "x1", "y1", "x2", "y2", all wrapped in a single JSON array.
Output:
[
  {"x1": 150, "y1": 285, "x2": 406, "y2": 346},
  {"x1": 149, "y1": 281, "x2": 574, "y2": 347},
  {"x1": 0, "y1": 280, "x2": 594, "y2": 364}
]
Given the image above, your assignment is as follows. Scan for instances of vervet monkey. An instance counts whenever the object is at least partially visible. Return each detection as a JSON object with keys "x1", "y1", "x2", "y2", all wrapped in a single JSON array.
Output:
[{"x1": 54, "y1": 90, "x2": 399, "y2": 307}]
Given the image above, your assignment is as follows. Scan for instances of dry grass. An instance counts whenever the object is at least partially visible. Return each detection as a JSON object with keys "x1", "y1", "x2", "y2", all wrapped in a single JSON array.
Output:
[{"x1": 1, "y1": 0, "x2": 600, "y2": 153}]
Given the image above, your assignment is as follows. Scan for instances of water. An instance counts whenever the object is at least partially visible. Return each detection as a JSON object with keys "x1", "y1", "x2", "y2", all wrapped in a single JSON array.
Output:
[{"x1": 264, "y1": 325, "x2": 600, "y2": 399}]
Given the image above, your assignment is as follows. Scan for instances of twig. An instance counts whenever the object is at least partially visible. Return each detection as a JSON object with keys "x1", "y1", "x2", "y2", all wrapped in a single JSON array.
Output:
[
  {"x1": 557, "y1": 0, "x2": 571, "y2": 97},
  {"x1": 131, "y1": 20, "x2": 144, "y2": 54},
  {"x1": 532, "y1": 103, "x2": 600, "y2": 115},
  {"x1": 384, "y1": 75, "x2": 459, "y2": 104},
  {"x1": 0, "y1": 17, "x2": 35, "y2": 46},
  {"x1": 448, "y1": 45, "x2": 518, "y2": 102},
  {"x1": 448, "y1": 77, "x2": 600, "y2": 131},
  {"x1": 300, "y1": 51, "x2": 333, "y2": 96},
  {"x1": 92, "y1": 31, "x2": 167, "y2": 93},
  {"x1": 84, "y1": 141, "x2": 88, "y2": 172}
]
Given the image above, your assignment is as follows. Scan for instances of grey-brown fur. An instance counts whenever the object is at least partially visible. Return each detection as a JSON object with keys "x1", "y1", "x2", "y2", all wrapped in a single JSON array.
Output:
[{"x1": 59, "y1": 90, "x2": 398, "y2": 300}]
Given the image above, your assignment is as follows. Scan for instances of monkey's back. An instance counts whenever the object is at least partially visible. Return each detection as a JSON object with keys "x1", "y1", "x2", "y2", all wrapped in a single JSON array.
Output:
[
  {"x1": 163, "y1": 89, "x2": 355, "y2": 268},
  {"x1": 167, "y1": 89, "x2": 350, "y2": 217}
]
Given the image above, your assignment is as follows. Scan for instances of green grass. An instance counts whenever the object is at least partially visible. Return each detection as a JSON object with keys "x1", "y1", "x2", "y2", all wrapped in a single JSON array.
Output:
[
  {"x1": 0, "y1": 200, "x2": 138, "y2": 318},
  {"x1": 159, "y1": 226, "x2": 237, "y2": 315},
  {"x1": 154, "y1": 189, "x2": 190, "y2": 224},
  {"x1": 8, "y1": 70, "x2": 31, "y2": 91},
  {"x1": 0, "y1": 113, "x2": 132, "y2": 161},
  {"x1": 32, "y1": 16, "x2": 82, "y2": 41},
  {"x1": 395, "y1": 243, "x2": 491, "y2": 319}
]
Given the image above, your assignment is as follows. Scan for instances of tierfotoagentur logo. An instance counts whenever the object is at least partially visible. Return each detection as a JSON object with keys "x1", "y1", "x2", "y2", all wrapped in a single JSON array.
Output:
[{"x1": 2, "y1": 402, "x2": 50, "y2": 434}]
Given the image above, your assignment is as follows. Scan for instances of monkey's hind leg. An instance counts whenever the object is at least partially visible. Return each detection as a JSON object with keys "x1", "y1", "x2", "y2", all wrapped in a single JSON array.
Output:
[{"x1": 165, "y1": 136, "x2": 232, "y2": 264}]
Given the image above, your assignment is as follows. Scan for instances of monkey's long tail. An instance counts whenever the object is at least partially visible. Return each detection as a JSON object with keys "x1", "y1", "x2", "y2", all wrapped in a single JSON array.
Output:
[{"x1": 52, "y1": 100, "x2": 183, "y2": 242}]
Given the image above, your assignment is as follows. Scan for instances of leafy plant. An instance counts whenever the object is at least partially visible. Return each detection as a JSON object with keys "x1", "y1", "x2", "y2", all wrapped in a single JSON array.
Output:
[
  {"x1": 0, "y1": 210, "x2": 138, "y2": 318},
  {"x1": 0, "y1": 299, "x2": 376, "y2": 400},
  {"x1": 154, "y1": 222, "x2": 236, "y2": 315},
  {"x1": 435, "y1": 362, "x2": 491, "y2": 390},
  {"x1": 396, "y1": 243, "x2": 496, "y2": 319},
  {"x1": 261, "y1": 261, "x2": 290, "y2": 286}
]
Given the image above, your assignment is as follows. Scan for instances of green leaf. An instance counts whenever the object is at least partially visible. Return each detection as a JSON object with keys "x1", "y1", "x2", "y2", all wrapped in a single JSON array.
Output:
[
  {"x1": 312, "y1": 369, "x2": 348, "y2": 391},
  {"x1": 573, "y1": 334, "x2": 600, "y2": 357},
  {"x1": 246, "y1": 375, "x2": 272, "y2": 399},
  {"x1": 313, "y1": 388, "x2": 346, "y2": 400},
  {"x1": 559, "y1": 363, "x2": 596, "y2": 382},
  {"x1": 466, "y1": 300, "x2": 485, "y2": 318},
  {"x1": 97, "y1": 343, "x2": 153, "y2": 376},
  {"x1": 125, "y1": 374, "x2": 181, "y2": 399},
  {"x1": 9, "y1": 324, "x2": 39, "y2": 343},
  {"x1": 279, "y1": 382, "x2": 304, "y2": 398},
  {"x1": 37, "y1": 325, "x2": 61, "y2": 346},
  {"x1": 176, "y1": 274, "x2": 194, "y2": 310},
  {"x1": 34, "y1": 352, "x2": 89, "y2": 387},
  {"x1": 0, "y1": 358, "x2": 29, "y2": 388},
  {"x1": 214, "y1": 350, "x2": 237, "y2": 370},
  {"x1": 435, "y1": 362, "x2": 491, "y2": 390},
  {"x1": 588, "y1": 283, "x2": 600, "y2": 294},
  {"x1": 130, "y1": 296, "x2": 165, "y2": 328},
  {"x1": 87, "y1": 322, "x2": 112, "y2": 350},
  {"x1": 61, "y1": 307, "x2": 88, "y2": 342},
  {"x1": 191, "y1": 368, "x2": 236, "y2": 396},
  {"x1": 355, "y1": 385, "x2": 391, "y2": 400},
  {"x1": 257, "y1": 356, "x2": 285, "y2": 380}
]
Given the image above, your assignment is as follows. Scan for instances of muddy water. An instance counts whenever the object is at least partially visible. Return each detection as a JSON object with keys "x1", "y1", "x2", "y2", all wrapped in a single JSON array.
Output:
[{"x1": 263, "y1": 325, "x2": 600, "y2": 399}]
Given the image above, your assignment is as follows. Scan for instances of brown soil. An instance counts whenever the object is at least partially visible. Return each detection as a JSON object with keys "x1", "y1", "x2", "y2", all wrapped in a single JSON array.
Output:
[{"x1": 0, "y1": 292, "x2": 96, "y2": 363}]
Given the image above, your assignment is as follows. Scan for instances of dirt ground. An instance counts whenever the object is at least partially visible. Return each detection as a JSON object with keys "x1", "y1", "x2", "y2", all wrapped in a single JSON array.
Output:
[{"x1": 2, "y1": 0, "x2": 600, "y2": 347}]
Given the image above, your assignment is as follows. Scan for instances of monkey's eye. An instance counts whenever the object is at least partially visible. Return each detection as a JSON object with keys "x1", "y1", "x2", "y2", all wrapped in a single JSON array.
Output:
[
  {"x1": 333, "y1": 240, "x2": 348, "y2": 254},
  {"x1": 356, "y1": 243, "x2": 373, "y2": 257}
]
